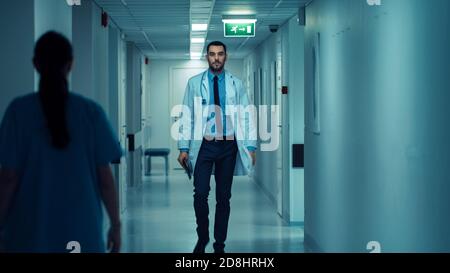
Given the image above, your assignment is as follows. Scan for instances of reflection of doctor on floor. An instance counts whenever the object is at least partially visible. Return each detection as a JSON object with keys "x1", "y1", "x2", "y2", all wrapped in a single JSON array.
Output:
[{"x1": 177, "y1": 41, "x2": 257, "y2": 253}]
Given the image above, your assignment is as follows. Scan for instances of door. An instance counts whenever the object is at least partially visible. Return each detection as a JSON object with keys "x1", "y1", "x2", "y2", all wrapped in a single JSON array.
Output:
[
  {"x1": 277, "y1": 57, "x2": 290, "y2": 220},
  {"x1": 169, "y1": 67, "x2": 206, "y2": 172},
  {"x1": 273, "y1": 60, "x2": 283, "y2": 216},
  {"x1": 108, "y1": 27, "x2": 127, "y2": 214},
  {"x1": 118, "y1": 40, "x2": 128, "y2": 213}
]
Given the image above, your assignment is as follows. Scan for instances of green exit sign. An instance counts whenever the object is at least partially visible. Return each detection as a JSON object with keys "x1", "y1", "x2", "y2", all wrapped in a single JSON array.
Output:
[{"x1": 224, "y1": 22, "x2": 255, "y2": 37}]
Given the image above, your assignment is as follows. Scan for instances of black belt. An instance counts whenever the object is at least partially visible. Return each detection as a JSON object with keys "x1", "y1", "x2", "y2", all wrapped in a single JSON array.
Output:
[{"x1": 203, "y1": 136, "x2": 235, "y2": 142}]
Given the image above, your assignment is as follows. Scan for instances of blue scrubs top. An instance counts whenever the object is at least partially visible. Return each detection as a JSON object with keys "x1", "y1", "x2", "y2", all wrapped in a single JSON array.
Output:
[{"x1": 0, "y1": 93, "x2": 122, "y2": 253}]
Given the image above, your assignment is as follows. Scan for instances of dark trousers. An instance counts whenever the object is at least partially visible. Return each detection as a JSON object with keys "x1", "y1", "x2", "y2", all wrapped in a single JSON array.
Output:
[{"x1": 193, "y1": 138, "x2": 238, "y2": 249}]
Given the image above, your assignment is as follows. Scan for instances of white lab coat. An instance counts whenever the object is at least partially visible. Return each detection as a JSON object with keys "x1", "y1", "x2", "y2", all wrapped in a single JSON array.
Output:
[{"x1": 177, "y1": 70, "x2": 257, "y2": 176}]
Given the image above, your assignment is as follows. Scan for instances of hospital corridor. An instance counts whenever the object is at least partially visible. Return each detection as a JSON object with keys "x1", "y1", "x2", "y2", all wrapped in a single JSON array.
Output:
[
  {"x1": 121, "y1": 175, "x2": 302, "y2": 253},
  {"x1": 1, "y1": 0, "x2": 450, "y2": 254}
]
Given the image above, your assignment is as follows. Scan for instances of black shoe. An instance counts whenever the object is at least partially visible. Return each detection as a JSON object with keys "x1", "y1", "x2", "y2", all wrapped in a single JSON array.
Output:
[
  {"x1": 193, "y1": 240, "x2": 209, "y2": 253},
  {"x1": 213, "y1": 242, "x2": 225, "y2": 254},
  {"x1": 214, "y1": 247, "x2": 225, "y2": 254}
]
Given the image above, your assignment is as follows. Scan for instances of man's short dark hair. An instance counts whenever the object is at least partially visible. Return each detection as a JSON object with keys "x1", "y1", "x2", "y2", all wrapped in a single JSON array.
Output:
[{"x1": 207, "y1": 41, "x2": 227, "y2": 54}]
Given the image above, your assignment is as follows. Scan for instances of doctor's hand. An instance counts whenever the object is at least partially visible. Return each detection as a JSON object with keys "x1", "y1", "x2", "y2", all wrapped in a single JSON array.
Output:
[
  {"x1": 178, "y1": 152, "x2": 189, "y2": 169},
  {"x1": 250, "y1": 152, "x2": 256, "y2": 166}
]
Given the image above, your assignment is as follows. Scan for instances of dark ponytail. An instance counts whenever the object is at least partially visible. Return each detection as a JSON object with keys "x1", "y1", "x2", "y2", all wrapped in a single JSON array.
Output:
[{"x1": 34, "y1": 31, "x2": 73, "y2": 149}]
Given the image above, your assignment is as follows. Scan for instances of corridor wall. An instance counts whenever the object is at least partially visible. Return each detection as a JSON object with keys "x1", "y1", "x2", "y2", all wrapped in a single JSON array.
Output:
[
  {"x1": 0, "y1": 0, "x2": 72, "y2": 121},
  {"x1": 305, "y1": 0, "x2": 450, "y2": 252}
]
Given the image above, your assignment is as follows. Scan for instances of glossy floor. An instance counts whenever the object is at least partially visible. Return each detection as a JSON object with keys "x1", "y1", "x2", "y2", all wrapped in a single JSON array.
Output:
[{"x1": 121, "y1": 172, "x2": 304, "y2": 253}]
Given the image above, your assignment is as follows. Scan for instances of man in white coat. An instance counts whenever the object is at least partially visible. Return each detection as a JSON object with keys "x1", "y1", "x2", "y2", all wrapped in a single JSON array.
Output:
[{"x1": 177, "y1": 41, "x2": 257, "y2": 253}]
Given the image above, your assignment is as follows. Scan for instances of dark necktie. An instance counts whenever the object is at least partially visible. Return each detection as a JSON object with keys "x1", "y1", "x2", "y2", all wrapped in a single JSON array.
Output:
[
  {"x1": 214, "y1": 76, "x2": 220, "y2": 106},
  {"x1": 213, "y1": 76, "x2": 223, "y2": 138}
]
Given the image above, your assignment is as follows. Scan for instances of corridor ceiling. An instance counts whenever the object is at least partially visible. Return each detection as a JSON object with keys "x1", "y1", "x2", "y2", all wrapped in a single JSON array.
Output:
[{"x1": 94, "y1": 0, "x2": 308, "y2": 59}]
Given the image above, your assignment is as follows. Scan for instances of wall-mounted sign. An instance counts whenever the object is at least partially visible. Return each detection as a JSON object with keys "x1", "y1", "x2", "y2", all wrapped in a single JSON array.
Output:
[{"x1": 222, "y1": 19, "x2": 257, "y2": 38}]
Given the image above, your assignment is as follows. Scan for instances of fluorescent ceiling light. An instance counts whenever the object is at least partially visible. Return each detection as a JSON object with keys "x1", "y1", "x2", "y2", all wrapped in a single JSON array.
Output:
[
  {"x1": 190, "y1": 52, "x2": 202, "y2": 57},
  {"x1": 192, "y1": 24, "x2": 208, "y2": 31},
  {"x1": 222, "y1": 19, "x2": 257, "y2": 24},
  {"x1": 190, "y1": 46, "x2": 204, "y2": 52},
  {"x1": 227, "y1": 10, "x2": 255, "y2": 15},
  {"x1": 190, "y1": 52, "x2": 203, "y2": 60},
  {"x1": 191, "y1": 37, "x2": 205, "y2": 43}
]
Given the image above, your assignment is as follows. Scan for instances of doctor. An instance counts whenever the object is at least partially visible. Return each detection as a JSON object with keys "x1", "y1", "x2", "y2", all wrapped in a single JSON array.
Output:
[{"x1": 177, "y1": 41, "x2": 257, "y2": 253}]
